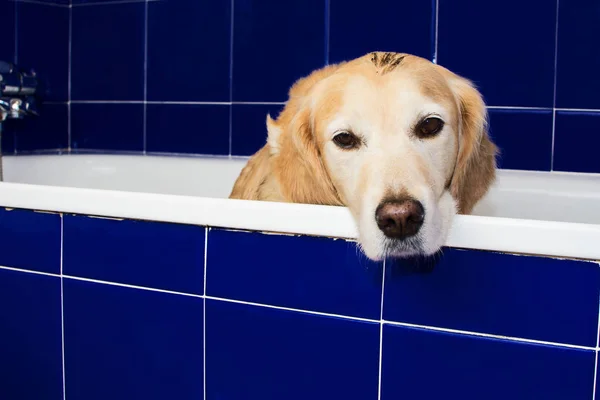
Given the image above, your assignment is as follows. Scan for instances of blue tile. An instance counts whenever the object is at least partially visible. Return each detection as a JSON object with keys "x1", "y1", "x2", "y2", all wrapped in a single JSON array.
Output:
[
  {"x1": 233, "y1": 0, "x2": 326, "y2": 102},
  {"x1": 18, "y1": 3, "x2": 69, "y2": 102},
  {"x1": 147, "y1": 0, "x2": 230, "y2": 102},
  {"x1": 597, "y1": 355, "x2": 600, "y2": 397},
  {"x1": 383, "y1": 248, "x2": 600, "y2": 347},
  {"x1": 0, "y1": 1, "x2": 15, "y2": 63},
  {"x1": 71, "y1": 3, "x2": 144, "y2": 100},
  {"x1": 71, "y1": 103, "x2": 143, "y2": 151},
  {"x1": 207, "y1": 229, "x2": 382, "y2": 320},
  {"x1": 381, "y1": 325, "x2": 595, "y2": 400},
  {"x1": 438, "y1": 0, "x2": 556, "y2": 107},
  {"x1": 556, "y1": 0, "x2": 600, "y2": 109},
  {"x1": 231, "y1": 103, "x2": 283, "y2": 156},
  {"x1": 554, "y1": 111, "x2": 600, "y2": 173},
  {"x1": 206, "y1": 300, "x2": 379, "y2": 400},
  {"x1": 488, "y1": 109, "x2": 553, "y2": 171},
  {"x1": 0, "y1": 269, "x2": 62, "y2": 400},
  {"x1": 72, "y1": 0, "x2": 142, "y2": 3},
  {"x1": 146, "y1": 104, "x2": 229, "y2": 155},
  {"x1": 27, "y1": 0, "x2": 69, "y2": 4},
  {"x1": 12, "y1": 103, "x2": 68, "y2": 151},
  {"x1": 0, "y1": 208, "x2": 61, "y2": 274},
  {"x1": 329, "y1": 0, "x2": 433, "y2": 64},
  {"x1": 64, "y1": 215, "x2": 205, "y2": 294},
  {"x1": 1, "y1": 120, "x2": 16, "y2": 154},
  {"x1": 64, "y1": 279, "x2": 203, "y2": 400}
]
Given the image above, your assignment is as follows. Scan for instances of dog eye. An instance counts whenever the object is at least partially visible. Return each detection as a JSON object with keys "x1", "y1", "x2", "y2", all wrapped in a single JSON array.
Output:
[
  {"x1": 416, "y1": 117, "x2": 444, "y2": 138},
  {"x1": 333, "y1": 131, "x2": 361, "y2": 149}
]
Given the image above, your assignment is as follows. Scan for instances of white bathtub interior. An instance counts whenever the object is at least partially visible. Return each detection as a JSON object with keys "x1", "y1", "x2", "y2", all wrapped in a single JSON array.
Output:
[{"x1": 2, "y1": 154, "x2": 600, "y2": 226}]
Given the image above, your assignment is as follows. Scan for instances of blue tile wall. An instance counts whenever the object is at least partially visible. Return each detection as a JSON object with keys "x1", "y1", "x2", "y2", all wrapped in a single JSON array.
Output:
[
  {"x1": 1, "y1": 208, "x2": 600, "y2": 398},
  {"x1": 71, "y1": 2, "x2": 145, "y2": 101},
  {"x1": 381, "y1": 325, "x2": 595, "y2": 400},
  {"x1": 232, "y1": 0, "x2": 326, "y2": 102},
  {"x1": 488, "y1": 109, "x2": 553, "y2": 171},
  {"x1": 329, "y1": 0, "x2": 434, "y2": 64},
  {"x1": 0, "y1": 208, "x2": 61, "y2": 274},
  {"x1": 3, "y1": 0, "x2": 600, "y2": 172},
  {"x1": 146, "y1": 0, "x2": 231, "y2": 102},
  {"x1": 556, "y1": 0, "x2": 600, "y2": 110},
  {"x1": 0, "y1": 1, "x2": 16, "y2": 64},
  {"x1": 438, "y1": 0, "x2": 557, "y2": 108},
  {"x1": 146, "y1": 103, "x2": 229, "y2": 155},
  {"x1": 554, "y1": 111, "x2": 600, "y2": 174},
  {"x1": 71, "y1": 103, "x2": 144, "y2": 151},
  {"x1": 0, "y1": 269, "x2": 63, "y2": 400},
  {"x1": 206, "y1": 229, "x2": 383, "y2": 319},
  {"x1": 17, "y1": 2, "x2": 69, "y2": 102},
  {"x1": 10, "y1": 102, "x2": 68, "y2": 151},
  {"x1": 63, "y1": 214, "x2": 205, "y2": 294},
  {"x1": 64, "y1": 278, "x2": 204, "y2": 400},
  {"x1": 231, "y1": 103, "x2": 284, "y2": 156},
  {"x1": 384, "y1": 249, "x2": 600, "y2": 347},
  {"x1": 206, "y1": 299, "x2": 380, "y2": 400}
]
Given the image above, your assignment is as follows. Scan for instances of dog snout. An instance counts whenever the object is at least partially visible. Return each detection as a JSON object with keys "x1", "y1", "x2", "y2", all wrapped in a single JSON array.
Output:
[{"x1": 375, "y1": 199, "x2": 425, "y2": 239}]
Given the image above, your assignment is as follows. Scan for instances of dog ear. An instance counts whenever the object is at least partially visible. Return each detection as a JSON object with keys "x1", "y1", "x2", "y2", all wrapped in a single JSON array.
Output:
[
  {"x1": 448, "y1": 76, "x2": 498, "y2": 214},
  {"x1": 267, "y1": 64, "x2": 344, "y2": 205}
]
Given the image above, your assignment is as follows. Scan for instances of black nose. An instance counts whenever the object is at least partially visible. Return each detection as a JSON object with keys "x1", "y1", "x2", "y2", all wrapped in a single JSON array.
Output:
[{"x1": 375, "y1": 199, "x2": 425, "y2": 239}]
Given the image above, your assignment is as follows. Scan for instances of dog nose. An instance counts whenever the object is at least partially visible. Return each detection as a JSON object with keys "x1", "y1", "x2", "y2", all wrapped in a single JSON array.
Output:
[{"x1": 375, "y1": 199, "x2": 425, "y2": 239}]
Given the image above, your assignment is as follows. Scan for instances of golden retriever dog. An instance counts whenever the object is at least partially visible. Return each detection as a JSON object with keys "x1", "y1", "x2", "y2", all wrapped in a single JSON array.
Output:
[{"x1": 230, "y1": 52, "x2": 497, "y2": 261}]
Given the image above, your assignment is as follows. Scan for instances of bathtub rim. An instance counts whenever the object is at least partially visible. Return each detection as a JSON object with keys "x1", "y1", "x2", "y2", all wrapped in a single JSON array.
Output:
[{"x1": 0, "y1": 181, "x2": 598, "y2": 261}]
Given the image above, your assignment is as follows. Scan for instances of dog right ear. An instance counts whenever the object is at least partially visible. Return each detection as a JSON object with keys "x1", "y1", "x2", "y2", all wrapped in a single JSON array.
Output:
[
  {"x1": 447, "y1": 75, "x2": 498, "y2": 214},
  {"x1": 268, "y1": 64, "x2": 345, "y2": 205}
]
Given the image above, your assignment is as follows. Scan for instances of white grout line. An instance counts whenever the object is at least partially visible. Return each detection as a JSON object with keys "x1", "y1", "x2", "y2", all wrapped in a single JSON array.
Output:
[
  {"x1": 551, "y1": 109, "x2": 557, "y2": 171},
  {"x1": 72, "y1": 0, "x2": 157, "y2": 7},
  {"x1": 60, "y1": 215, "x2": 66, "y2": 400},
  {"x1": 142, "y1": 0, "x2": 149, "y2": 155},
  {"x1": 203, "y1": 227, "x2": 208, "y2": 400},
  {"x1": 13, "y1": 0, "x2": 18, "y2": 65},
  {"x1": 65, "y1": 101, "x2": 598, "y2": 110},
  {"x1": 593, "y1": 283, "x2": 600, "y2": 400},
  {"x1": 1, "y1": 265, "x2": 597, "y2": 352},
  {"x1": 232, "y1": 101, "x2": 287, "y2": 105},
  {"x1": 67, "y1": 5, "x2": 72, "y2": 151},
  {"x1": 70, "y1": 100, "x2": 145, "y2": 104},
  {"x1": 555, "y1": 108, "x2": 600, "y2": 113},
  {"x1": 62, "y1": 275, "x2": 204, "y2": 299},
  {"x1": 384, "y1": 320, "x2": 596, "y2": 351},
  {"x1": 0, "y1": 264, "x2": 60, "y2": 278},
  {"x1": 205, "y1": 295, "x2": 380, "y2": 324},
  {"x1": 486, "y1": 106, "x2": 552, "y2": 111},
  {"x1": 433, "y1": 0, "x2": 439, "y2": 64},
  {"x1": 594, "y1": 351, "x2": 599, "y2": 400},
  {"x1": 228, "y1": 0, "x2": 235, "y2": 156},
  {"x1": 324, "y1": 0, "x2": 330, "y2": 65},
  {"x1": 377, "y1": 260, "x2": 386, "y2": 400},
  {"x1": 15, "y1": 0, "x2": 70, "y2": 8},
  {"x1": 551, "y1": 0, "x2": 560, "y2": 171}
]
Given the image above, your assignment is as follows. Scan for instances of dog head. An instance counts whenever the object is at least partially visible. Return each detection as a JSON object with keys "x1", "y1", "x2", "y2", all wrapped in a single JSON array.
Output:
[{"x1": 267, "y1": 52, "x2": 497, "y2": 261}]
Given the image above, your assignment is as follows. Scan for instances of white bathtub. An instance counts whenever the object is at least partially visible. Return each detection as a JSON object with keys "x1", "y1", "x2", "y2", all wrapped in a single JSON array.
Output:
[{"x1": 1, "y1": 154, "x2": 599, "y2": 260}]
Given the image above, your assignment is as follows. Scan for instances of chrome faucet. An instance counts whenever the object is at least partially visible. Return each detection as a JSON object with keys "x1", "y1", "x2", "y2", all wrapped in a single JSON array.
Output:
[
  {"x1": 0, "y1": 60, "x2": 41, "y2": 180},
  {"x1": 0, "y1": 61, "x2": 40, "y2": 122}
]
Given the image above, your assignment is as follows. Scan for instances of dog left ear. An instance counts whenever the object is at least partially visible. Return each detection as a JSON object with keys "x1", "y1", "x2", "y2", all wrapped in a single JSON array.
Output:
[
  {"x1": 447, "y1": 76, "x2": 498, "y2": 214},
  {"x1": 267, "y1": 64, "x2": 344, "y2": 205}
]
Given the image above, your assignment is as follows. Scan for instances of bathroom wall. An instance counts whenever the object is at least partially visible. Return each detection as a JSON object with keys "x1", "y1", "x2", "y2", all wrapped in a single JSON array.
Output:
[
  {"x1": 1, "y1": 0, "x2": 599, "y2": 174},
  {"x1": 1, "y1": 207, "x2": 599, "y2": 399}
]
